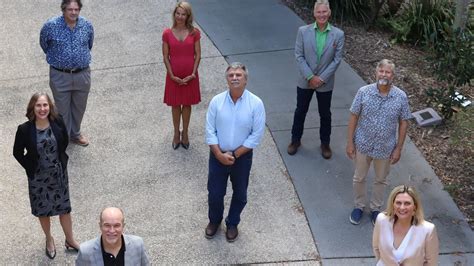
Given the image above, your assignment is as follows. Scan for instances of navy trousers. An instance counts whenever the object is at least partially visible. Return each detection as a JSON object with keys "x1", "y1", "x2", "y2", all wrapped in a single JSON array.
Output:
[
  {"x1": 291, "y1": 87, "x2": 332, "y2": 145},
  {"x1": 207, "y1": 150, "x2": 253, "y2": 226}
]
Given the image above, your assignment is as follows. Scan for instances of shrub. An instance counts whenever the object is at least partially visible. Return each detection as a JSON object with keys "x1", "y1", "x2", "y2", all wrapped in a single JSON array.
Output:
[
  {"x1": 429, "y1": 27, "x2": 473, "y2": 87},
  {"x1": 425, "y1": 27, "x2": 473, "y2": 119},
  {"x1": 329, "y1": 0, "x2": 371, "y2": 24},
  {"x1": 293, "y1": 0, "x2": 372, "y2": 24},
  {"x1": 387, "y1": 0, "x2": 454, "y2": 46}
]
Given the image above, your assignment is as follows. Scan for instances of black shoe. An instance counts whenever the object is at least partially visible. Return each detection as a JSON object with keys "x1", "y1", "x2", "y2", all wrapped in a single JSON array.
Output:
[
  {"x1": 65, "y1": 240, "x2": 79, "y2": 252},
  {"x1": 287, "y1": 140, "x2": 301, "y2": 155},
  {"x1": 181, "y1": 142, "x2": 189, "y2": 150},
  {"x1": 205, "y1": 223, "x2": 220, "y2": 239},
  {"x1": 321, "y1": 144, "x2": 332, "y2": 159},
  {"x1": 226, "y1": 225, "x2": 239, "y2": 242},
  {"x1": 172, "y1": 142, "x2": 180, "y2": 150},
  {"x1": 45, "y1": 239, "x2": 56, "y2": 259}
]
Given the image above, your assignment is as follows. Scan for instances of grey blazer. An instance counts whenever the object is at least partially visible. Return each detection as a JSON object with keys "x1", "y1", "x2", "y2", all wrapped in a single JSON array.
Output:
[
  {"x1": 75, "y1": 234, "x2": 150, "y2": 266},
  {"x1": 295, "y1": 23, "x2": 344, "y2": 92}
]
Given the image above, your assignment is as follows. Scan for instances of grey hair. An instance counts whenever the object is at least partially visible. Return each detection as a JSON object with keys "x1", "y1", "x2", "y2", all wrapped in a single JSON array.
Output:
[
  {"x1": 225, "y1": 62, "x2": 249, "y2": 79},
  {"x1": 376, "y1": 59, "x2": 396, "y2": 73},
  {"x1": 314, "y1": 0, "x2": 331, "y2": 10}
]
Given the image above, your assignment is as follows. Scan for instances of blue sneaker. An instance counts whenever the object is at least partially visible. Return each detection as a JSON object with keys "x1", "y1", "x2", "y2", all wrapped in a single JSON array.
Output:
[
  {"x1": 371, "y1": 211, "x2": 380, "y2": 225},
  {"x1": 350, "y1": 208, "x2": 363, "y2": 225}
]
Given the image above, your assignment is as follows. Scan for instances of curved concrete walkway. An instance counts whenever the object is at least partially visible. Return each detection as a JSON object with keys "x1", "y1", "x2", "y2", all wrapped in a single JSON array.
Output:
[
  {"x1": 188, "y1": 0, "x2": 474, "y2": 265},
  {"x1": 1, "y1": 0, "x2": 315, "y2": 264},
  {"x1": 1, "y1": 0, "x2": 472, "y2": 265}
]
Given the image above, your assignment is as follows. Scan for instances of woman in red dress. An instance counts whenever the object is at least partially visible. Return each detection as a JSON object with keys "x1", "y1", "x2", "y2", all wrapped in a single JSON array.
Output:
[{"x1": 162, "y1": 1, "x2": 201, "y2": 150}]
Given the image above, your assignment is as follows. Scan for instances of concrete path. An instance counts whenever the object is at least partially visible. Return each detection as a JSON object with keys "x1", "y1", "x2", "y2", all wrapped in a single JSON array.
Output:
[
  {"x1": 189, "y1": 0, "x2": 474, "y2": 265},
  {"x1": 1, "y1": 0, "x2": 317, "y2": 264}
]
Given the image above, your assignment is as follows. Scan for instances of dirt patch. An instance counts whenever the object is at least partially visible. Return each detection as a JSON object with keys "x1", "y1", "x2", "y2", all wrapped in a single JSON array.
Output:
[{"x1": 282, "y1": 0, "x2": 473, "y2": 229}]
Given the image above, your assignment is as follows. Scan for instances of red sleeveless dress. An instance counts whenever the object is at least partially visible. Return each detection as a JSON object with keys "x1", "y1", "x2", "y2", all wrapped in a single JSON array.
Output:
[{"x1": 162, "y1": 28, "x2": 201, "y2": 106}]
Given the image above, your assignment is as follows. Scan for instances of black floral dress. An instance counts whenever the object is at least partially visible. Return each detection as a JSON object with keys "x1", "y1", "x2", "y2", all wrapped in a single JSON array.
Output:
[{"x1": 29, "y1": 126, "x2": 71, "y2": 217}]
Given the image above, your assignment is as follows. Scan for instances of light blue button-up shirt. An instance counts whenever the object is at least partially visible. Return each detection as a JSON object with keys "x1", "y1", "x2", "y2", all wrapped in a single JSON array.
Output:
[
  {"x1": 206, "y1": 89, "x2": 266, "y2": 151},
  {"x1": 350, "y1": 83, "x2": 412, "y2": 159}
]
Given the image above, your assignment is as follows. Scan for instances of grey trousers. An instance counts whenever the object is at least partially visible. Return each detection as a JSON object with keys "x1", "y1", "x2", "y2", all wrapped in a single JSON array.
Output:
[{"x1": 49, "y1": 67, "x2": 91, "y2": 140}]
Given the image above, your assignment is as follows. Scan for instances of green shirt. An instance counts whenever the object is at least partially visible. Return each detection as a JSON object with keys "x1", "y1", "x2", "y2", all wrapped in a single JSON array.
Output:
[{"x1": 307, "y1": 22, "x2": 331, "y2": 81}]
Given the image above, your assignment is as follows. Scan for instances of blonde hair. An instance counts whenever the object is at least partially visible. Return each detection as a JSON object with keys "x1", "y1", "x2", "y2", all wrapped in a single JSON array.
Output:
[
  {"x1": 172, "y1": 1, "x2": 195, "y2": 32},
  {"x1": 384, "y1": 185, "x2": 425, "y2": 225}
]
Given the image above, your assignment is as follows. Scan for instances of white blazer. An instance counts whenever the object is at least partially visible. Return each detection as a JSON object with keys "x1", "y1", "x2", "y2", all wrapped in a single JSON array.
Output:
[{"x1": 373, "y1": 213, "x2": 439, "y2": 266}]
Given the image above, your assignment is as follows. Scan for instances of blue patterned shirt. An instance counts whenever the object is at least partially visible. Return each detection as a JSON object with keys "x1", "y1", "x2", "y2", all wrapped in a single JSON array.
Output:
[
  {"x1": 350, "y1": 83, "x2": 412, "y2": 159},
  {"x1": 206, "y1": 89, "x2": 266, "y2": 151},
  {"x1": 40, "y1": 16, "x2": 94, "y2": 69}
]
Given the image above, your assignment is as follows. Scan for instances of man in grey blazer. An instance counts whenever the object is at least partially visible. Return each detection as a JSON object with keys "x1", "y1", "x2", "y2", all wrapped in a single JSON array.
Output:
[
  {"x1": 287, "y1": 0, "x2": 344, "y2": 159},
  {"x1": 76, "y1": 207, "x2": 149, "y2": 266}
]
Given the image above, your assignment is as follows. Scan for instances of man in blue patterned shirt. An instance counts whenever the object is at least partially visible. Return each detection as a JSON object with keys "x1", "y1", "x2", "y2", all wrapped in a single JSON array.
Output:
[
  {"x1": 40, "y1": 0, "x2": 94, "y2": 146},
  {"x1": 346, "y1": 59, "x2": 412, "y2": 226},
  {"x1": 205, "y1": 62, "x2": 266, "y2": 242}
]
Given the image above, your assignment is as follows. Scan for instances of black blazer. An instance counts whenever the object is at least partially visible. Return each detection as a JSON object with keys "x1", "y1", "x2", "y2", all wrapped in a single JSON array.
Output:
[{"x1": 13, "y1": 118, "x2": 69, "y2": 178}]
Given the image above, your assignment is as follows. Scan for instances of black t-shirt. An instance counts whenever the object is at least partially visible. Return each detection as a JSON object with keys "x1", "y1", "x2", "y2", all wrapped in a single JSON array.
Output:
[{"x1": 101, "y1": 235, "x2": 126, "y2": 266}]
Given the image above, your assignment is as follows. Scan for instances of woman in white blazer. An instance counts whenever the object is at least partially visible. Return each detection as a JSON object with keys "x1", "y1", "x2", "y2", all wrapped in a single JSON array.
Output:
[{"x1": 373, "y1": 185, "x2": 439, "y2": 266}]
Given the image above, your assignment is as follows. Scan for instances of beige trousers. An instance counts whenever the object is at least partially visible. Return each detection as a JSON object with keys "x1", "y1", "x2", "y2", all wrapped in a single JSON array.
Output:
[{"x1": 352, "y1": 151, "x2": 391, "y2": 211}]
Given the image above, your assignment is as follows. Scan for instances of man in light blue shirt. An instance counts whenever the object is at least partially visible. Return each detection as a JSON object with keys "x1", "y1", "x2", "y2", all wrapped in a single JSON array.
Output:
[{"x1": 205, "y1": 62, "x2": 266, "y2": 242}]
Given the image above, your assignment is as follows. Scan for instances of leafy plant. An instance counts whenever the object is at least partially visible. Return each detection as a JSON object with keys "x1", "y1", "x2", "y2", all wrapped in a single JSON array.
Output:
[
  {"x1": 425, "y1": 86, "x2": 464, "y2": 119},
  {"x1": 425, "y1": 26, "x2": 473, "y2": 119},
  {"x1": 293, "y1": 0, "x2": 372, "y2": 24},
  {"x1": 429, "y1": 27, "x2": 473, "y2": 87},
  {"x1": 387, "y1": 0, "x2": 454, "y2": 46},
  {"x1": 329, "y1": 0, "x2": 371, "y2": 24}
]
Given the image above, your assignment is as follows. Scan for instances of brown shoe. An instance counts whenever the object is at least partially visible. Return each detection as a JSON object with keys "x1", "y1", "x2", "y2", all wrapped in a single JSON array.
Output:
[
  {"x1": 71, "y1": 135, "x2": 89, "y2": 147},
  {"x1": 321, "y1": 144, "x2": 332, "y2": 159},
  {"x1": 205, "y1": 223, "x2": 220, "y2": 239},
  {"x1": 226, "y1": 225, "x2": 238, "y2": 242},
  {"x1": 287, "y1": 140, "x2": 301, "y2": 155}
]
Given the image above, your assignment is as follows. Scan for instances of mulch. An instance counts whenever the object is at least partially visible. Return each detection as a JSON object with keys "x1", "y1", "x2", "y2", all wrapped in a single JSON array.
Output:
[{"x1": 282, "y1": 0, "x2": 473, "y2": 229}]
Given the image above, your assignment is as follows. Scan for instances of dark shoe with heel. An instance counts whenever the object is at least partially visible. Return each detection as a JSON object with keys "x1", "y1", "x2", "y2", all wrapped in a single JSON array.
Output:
[
  {"x1": 45, "y1": 239, "x2": 56, "y2": 259},
  {"x1": 287, "y1": 140, "x2": 301, "y2": 155},
  {"x1": 181, "y1": 132, "x2": 189, "y2": 150},
  {"x1": 172, "y1": 142, "x2": 180, "y2": 150},
  {"x1": 181, "y1": 142, "x2": 189, "y2": 150},
  {"x1": 65, "y1": 240, "x2": 79, "y2": 252},
  {"x1": 226, "y1": 225, "x2": 239, "y2": 242}
]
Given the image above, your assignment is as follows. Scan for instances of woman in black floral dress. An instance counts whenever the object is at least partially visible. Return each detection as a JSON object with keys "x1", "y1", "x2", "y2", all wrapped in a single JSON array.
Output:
[{"x1": 13, "y1": 92, "x2": 80, "y2": 259}]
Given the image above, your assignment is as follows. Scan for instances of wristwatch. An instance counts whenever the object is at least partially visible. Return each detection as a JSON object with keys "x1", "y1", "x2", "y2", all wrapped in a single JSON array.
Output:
[{"x1": 232, "y1": 151, "x2": 237, "y2": 160}]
